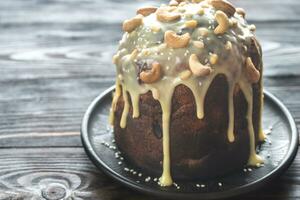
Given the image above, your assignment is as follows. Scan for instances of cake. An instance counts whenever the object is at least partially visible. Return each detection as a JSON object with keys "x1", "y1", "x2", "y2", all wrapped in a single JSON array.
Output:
[{"x1": 109, "y1": 0, "x2": 265, "y2": 186}]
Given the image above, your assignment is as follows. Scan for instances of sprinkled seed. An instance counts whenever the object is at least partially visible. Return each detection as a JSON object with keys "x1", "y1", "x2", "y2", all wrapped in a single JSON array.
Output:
[
  {"x1": 201, "y1": 184, "x2": 206, "y2": 188},
  {"x1": 230, "y1": 18, "x2": 238, "y2": 28},
  {"x1": 198, "y1": 8, "x2": 205, "y2": 15},
  {"x1": 120, "y1": 157, "x2": 124, "y2": 160},
  {"x1": 145, "y1": 177, "x2": 151, "y2": 182},
  {"x1": 243, "y1": 168, "x2": 247, "y2": 172},
  {"x1": 209, "y1": 53, "x2": 218, "y2": 65},
  {"x1": 248, "y1": 168, "x2": 252, "y2": 172},
  {"x1": 154, "y1": 178, "x2": 158, "y2": 182},
  {"x1": 138, "y1": 173, "x2": 142, "y2": 177},
  {"x1": 185, "y1": 20, "x2": 198, "y2": 28},
  {"x1": 196, "y1": 184, "x2": 200, "y2": 188},
  {"x1": 151, "y1": 25, "x2": 161, "y2": 33},
  {"x1": 124, "y1": 168, "x2": 129, "y2": 171},
  {"x1": 218, "y1": 182, "x2": 223, "y2": 187},
  {"x1": 118, "y1": 161, "x2": 122, "y2": 165},
  {"x1": 249, "y1": 24, "x2": 256, "y2": 31},
  {"x1": 179, "y1": 70, "x2": 192, "y2": 80},
  {"x1": 256, "y1": 163, "x2": 262, "y2": 167},
  {"x1": 193, "y1": 41, "x2": 204, "y2": 49}
]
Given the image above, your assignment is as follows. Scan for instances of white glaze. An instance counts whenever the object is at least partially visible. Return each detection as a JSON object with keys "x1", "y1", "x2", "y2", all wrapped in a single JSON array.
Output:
[{"x1": 110, "y1": 0, "x2": 264, "y2": 186}]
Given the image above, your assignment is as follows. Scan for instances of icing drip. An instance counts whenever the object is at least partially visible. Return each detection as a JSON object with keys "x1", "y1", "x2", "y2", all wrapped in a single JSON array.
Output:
[
  {"x1": 227, "y1": 83, "x2": 235, "y2": 142},
  {"x1": 239, "y1": 79, "x2": 264, "y2": 165},
  {"x1": 109, "y1": 0, "x2": 264, "y2": 187},
  {"x1": 158, "y1": 87, "x2": 175, "y2": 186},
  {"x1": 109, "y1": 80, "x2": 121, "y2": 125},
  {"x1": 120, "y1": 86, "x2": 130, "y2": 128}
]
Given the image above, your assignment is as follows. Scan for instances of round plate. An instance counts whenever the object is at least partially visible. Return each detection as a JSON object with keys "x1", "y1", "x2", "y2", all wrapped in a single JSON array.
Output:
[{"x1": 81, "y1": 86, "x2": 298, "y2": 199}]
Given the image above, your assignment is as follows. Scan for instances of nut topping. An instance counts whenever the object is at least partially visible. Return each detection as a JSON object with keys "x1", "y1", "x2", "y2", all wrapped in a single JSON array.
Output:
[
  {"x1": 210, "y1": 0, "x2": 236, "y2": 17},
  {"x1": 156, "y1": 7, "x2": 181, "y2": 22},
  {"x1": 122, "y1": 15, "x2": 143, "y2": 33},
  {"x1": 140, "y1": 62, "x2": 162, "y2": 83},
  {"x1": 137, "y1": 7, "x2": 157, "y2": 16},
  {"x1": 164, "y1": 30, "x2": 191, "y2": 48},
  {"x1": 214, "y1": 10, "x2": 230, "y2": 35},
  {"x1": 189, "y1": 54, "x2": 212, "y2": 76}
]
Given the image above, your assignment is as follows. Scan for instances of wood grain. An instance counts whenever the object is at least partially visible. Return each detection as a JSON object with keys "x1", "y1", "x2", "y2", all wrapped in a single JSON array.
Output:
[{"x1": 0, "y1": 0, "x2": 299, "y2": 199}]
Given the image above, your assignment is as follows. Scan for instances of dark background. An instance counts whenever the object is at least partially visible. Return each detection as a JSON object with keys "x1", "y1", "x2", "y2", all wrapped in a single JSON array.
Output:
[{"x1": 0, "y1": 0, "x2": 299, "y2": 199}]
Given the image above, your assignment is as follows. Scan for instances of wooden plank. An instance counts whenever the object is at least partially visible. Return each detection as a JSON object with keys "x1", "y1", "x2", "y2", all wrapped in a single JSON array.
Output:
[{"x1": 0, "y1": 147, "x2": 298, "y2": 199}]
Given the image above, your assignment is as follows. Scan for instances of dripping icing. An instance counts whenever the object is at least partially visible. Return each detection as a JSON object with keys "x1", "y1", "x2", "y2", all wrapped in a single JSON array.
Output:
[{"x1": 109, "y1": 0, "x2": 264, "y2": 186}]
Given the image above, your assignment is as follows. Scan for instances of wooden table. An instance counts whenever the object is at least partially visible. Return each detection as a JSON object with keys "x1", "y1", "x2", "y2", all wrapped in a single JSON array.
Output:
[{"x1": 0, "y1": 0, "x2": 299, "y2": 199}]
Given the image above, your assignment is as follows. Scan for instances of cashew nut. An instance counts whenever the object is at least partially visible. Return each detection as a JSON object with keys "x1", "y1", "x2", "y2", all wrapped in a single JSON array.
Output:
[
  {"x1": 185, "y1": 20, "x2": 198, "y2": 29},
  {"x1": 189, "y1": 54, "x2": 212, "y2": 76},
  {"x1": 210, "y1": 0, "x2": 236, "y2": 17},
  {"x1": 236, "y1": 8, "x2": 246, "y2": 18},
  {"x1": 140, "y1": 62, "x2": 162, "y2": 83},
  {"x1": 164, "y1": 30, "x2": 190, "y2": 48},
  {"x1": 156, "y1": 7, "x2": 181, "y2": 22},
  {"x1": 214, "y1": 10, "x2": 230, "y2": 35},
  {"x1": 246, "y1": 57, "x2": 260, "y2": 83},
  {"x1": 122, "y1": 15, "x2": 143, "y2": 33},
  {"x1": 137, "y1": 7, "x2": 157, "y2": 16}
]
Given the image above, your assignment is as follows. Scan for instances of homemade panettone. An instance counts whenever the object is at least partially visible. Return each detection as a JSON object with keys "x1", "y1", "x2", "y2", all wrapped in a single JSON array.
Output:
[{"x1": 109, "y1": 0, "x2": 265, "y2": 186}]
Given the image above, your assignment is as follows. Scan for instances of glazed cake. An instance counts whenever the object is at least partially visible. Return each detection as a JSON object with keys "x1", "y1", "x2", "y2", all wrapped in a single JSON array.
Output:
[{"x1": 109, "y1": 0, "x2": 265, "y2": 186}]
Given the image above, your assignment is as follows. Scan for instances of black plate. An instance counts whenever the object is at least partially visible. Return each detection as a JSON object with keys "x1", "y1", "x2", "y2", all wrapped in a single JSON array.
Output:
[{"x1": 81, "y1": 86, "x2": 298, "y2": 199}]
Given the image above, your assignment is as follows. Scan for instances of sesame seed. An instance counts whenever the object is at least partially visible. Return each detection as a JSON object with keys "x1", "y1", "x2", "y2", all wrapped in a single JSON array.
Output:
[
  {"x1": 154, "y1": 178, "x2": 158, "y2": 181},
  {"x1": 201, "y1": 184, "x2": 206, "y2": 188},
  {"x1": 124, "y1": 168, "x2": 129, "y2": 171},
  {"x1": 218, "y1": 182, "x2": 223, "y2": 187},
  {"x1": 196, "y1": 184, "x2": 200, "y2": 188},
  {"x1": 243, "y1": 168, "x2": 247, "y2": 172},
  {"x1": 120, "y1": 157, "x2": 124, "y2": 160},
  {"x1": 145, "y1": 177, "x2": 151, "y2": 182},
  {"x1": 248, "y1": 168, "x2": 252, "y2": 172},
  {"x1": 118, "y1": 161, "x2": 122, "y2": 165}
]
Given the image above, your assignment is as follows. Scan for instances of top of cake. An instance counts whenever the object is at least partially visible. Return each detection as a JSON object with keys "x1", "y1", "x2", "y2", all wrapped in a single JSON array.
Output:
[
  {"x1": 113, "y1": 0, "x2": 260, "y2": 87},
  {"x1": 110, "y1": 0, "x2": 264, "y2": 186}
]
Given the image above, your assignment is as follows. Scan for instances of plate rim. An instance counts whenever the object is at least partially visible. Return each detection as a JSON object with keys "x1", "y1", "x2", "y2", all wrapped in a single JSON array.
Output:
[{"x1": 81, "y1": 86, "x2": 299, "y2": 199}]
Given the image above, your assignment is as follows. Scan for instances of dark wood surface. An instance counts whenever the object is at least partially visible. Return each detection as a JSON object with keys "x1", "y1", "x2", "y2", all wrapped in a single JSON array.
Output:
[{"x1": 0, "y1": 0, "x2": 299, "y2": 199}]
